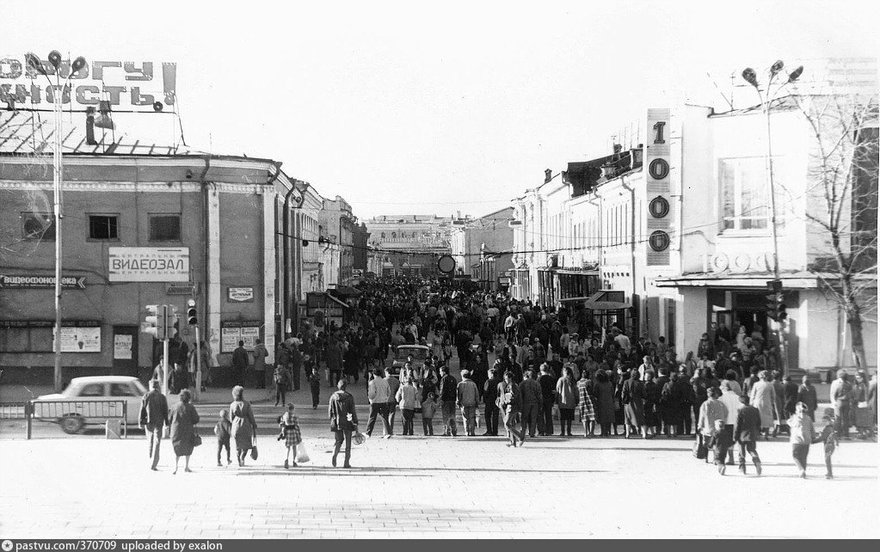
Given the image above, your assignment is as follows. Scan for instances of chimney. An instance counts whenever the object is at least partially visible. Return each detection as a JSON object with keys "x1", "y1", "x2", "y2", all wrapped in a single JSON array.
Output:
[{"x1": 544, "y1": 169, "x2": 552, "y2": 183}]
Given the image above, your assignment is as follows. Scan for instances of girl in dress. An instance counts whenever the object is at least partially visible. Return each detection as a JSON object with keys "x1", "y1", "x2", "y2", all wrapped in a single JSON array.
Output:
[{"x1": 278, "y1": 403, "x2": 302, "y2": 469}]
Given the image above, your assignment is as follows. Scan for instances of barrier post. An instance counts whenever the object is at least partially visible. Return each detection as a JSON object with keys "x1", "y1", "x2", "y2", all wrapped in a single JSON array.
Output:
[{"x1": 26, "y1": 401, "x2": 32, "y2": 440}]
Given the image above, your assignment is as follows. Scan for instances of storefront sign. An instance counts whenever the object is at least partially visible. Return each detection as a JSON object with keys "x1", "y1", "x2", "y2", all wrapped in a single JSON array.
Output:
[
  {"x1": 702, "y1": 252, "x2": 774, "y2": 273},
  {"x1": 646, "y1": 108, "x2": 672, "y2": 266},
  {"x1": 108, "y1": 247, "x2": 189, "y2": 282},
  {"x1": 167, "y1": 282, "x2": 198, "y2": 295},
  {"x1": 0, "y1": 58, "x2": 177, "y2": 110},
  {"x1": 227, "y1": 287, "x2": 255, "y2": 302},
  {"x1": 113, "y1": 334, "x2": 133, "y2": 359},
  {"x1": 0, "y1": 274, "x2": 85, "y2": 288}
]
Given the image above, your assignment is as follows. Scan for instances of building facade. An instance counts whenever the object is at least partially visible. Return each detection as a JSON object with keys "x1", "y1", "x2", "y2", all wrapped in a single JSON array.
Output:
[{"x1": 364, "y1": 214, "x2": 455, "y2": 276}]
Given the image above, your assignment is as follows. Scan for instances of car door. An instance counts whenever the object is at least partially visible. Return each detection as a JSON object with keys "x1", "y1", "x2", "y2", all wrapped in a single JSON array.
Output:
[
  {"x1": 76, "y1": 383, "x2": 109, "y2": 420},
  {"x1": 110, "y1": 382, "x2": 141, "y2": 423}
]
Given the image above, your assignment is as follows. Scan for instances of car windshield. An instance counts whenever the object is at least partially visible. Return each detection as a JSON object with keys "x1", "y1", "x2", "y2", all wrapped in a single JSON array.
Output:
[{"x1": 397, "y1": 348, "x2": 428, "y2": 361}]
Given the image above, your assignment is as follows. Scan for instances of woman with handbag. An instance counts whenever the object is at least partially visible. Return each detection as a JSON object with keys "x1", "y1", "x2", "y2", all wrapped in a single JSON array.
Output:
[
  {"x1": 230, "y1": 385, "x2": 258, "y2": 467},
  {"x1": 169, "y1": 389, "x2": 200, "y2": 474}
]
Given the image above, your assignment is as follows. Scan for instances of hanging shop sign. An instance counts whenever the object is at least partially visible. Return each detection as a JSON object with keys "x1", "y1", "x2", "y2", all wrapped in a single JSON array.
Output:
[
  {"x1": 108, "y1": 247, "x2": 189, "y2": 282},
  {"x1": 0, "y1": 274, "x2": 85, "y2": 288},
  {"x1": 646, "y1": 107, "x2": 673, "y2": 266},
  {"x1": 0, "y1": 58, "x2": 177, "y2": 110},
  {"x1": 227, "y1": 287, "x2": 255, "y2": 302}
]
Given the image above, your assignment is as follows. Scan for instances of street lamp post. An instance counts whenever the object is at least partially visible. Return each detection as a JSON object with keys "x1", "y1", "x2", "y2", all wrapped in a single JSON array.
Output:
[
  {"x1": 26, "y1": 51, "x2": 87, "y2": 393},
  {"x1": 741, "y1": 60, "x2": 803, "y2": 375}
]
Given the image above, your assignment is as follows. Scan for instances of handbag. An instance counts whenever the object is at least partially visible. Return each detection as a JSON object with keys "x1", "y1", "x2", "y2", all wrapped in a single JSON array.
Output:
[
  {"x1": 692, "y1": 437, "x2": 708, "y2": 460},
  {"x1": 250, "y1": 434, "x2": 259, "y2": 460},
  {"x1": 295, "y1": 442, "x2": 310, "y2": 463},
  {"x1": 192, "y1": 432, "x2": 202, "y2": 448}
]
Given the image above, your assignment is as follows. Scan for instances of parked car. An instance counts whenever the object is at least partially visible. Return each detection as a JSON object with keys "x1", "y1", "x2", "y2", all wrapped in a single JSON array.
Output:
[
  {"x1": 33, "y1": 376, "x2": 148, "y2": 434},
  {"x1": 388, "y1": 344, "x2": 431, "y2": 378}
]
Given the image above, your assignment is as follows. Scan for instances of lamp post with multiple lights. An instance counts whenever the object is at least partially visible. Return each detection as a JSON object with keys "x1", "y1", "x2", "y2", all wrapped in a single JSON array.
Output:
[
  {"x1": 741, "y1": 60, "x2": 804, "y2": 374},
  {"x1": 25, "y1": 51, "x2": 87, "y2": 392}
]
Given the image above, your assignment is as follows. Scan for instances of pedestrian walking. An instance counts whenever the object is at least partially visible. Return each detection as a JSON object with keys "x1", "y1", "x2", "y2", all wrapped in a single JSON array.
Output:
[
  {"x1": 852, "y1": 372, "x2": 873, "y2": 439},
  {"x1": 749, "y1": 370, "x2": 777, "y2": 439},
  {"x1": 697, "y1": 387, "x2": 727, "y2": 463},
  {"x1": 797, "y1": 374, "x2": 818, "y2": 420},
  {"x1": 386, "y1": 370, "x2": 401, "y2": 435},
  {"x1": 439, "y1": 366, "x2": 459, "y2": 437},
  {"x1": 830, "y1": 370, "x2": 853, "y2": 439},
  {"x1": 719, "y1": 380, "x2": 742, "y2": 465},
  {"x1": 396, "y1": 376, "x2": 420, "y2": 436},
  {"x1": 789, "y1": 401, "x2": 815, "y2": 478},
  {"x1": 366, "y1": 368, "x2": 392, "y2": 439},
  {"x1": 253, "y1": 339, "x2": 268, "y2": 389},
  {"x1": 138, "y1": 379, "x2": 169, "y2": 471},
  {"x1": 214, "y1": 409, "x2": 232, "y2": 467},
  {"x1": 329, "y1": 380, "x2": 358, "y2": 468},
  {"x1": 733, "y1": 394, "x2": 763, "y2": 475},
  {"x1": 232, "y1": 341, "x2": 249, "y2": 388},
  {"x1": 595, "y1": 370, "x2": 616, "y2": 437},
  {"x1": 499, "y1": 371, "x2": 524, "y2": 447},
  {"x1": 308, "y1": 366, "x2": 321, "y2": 409},
  {"x1": 421, "y1": 392, "x2": 438, "y2": 436},
  {"x1": 519, "y1": 369, "x2": 542, "y2": 438},
  {"x1": 169, "y1": 389, "x2": 200, "y2": 474},
  {"x1": 622, "y1": 369, "x2": 647, "y2": 439},
  {"x1": 577, "y1": 369, "x2": 596, "y2": 437},
  {"x1": 278, "y1": 404, "x2": 302, "y2": 469},
  {"x1": 813, "y1": 408, "x2": 839, "y2": 479},
  {"x1": 273, "y1": 362, "x2": 290, "y2": 407},
  {"x1": 706, "y1": 419, "x2": 733, "y2": 475},
  {"x1": 538, "y1": 363, "x2": 557, "y2": 436},
  {"x1": 229, "y1": 385, "x2": 258, "y2": 467}
]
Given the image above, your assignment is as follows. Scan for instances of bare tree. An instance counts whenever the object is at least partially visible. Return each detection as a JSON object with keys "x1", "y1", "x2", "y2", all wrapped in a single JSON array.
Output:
[{"x1": 793, "y1": 90, "x2": 878, "y2": 368}]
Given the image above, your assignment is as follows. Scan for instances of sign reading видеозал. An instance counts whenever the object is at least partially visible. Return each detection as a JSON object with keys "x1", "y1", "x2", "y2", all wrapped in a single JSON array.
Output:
[{"x1": 108, "y1": 247, "x2": 189, "y2": 282}]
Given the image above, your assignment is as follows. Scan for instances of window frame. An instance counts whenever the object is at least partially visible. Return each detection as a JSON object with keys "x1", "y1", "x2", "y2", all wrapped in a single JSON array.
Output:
[
  {"x1": 148, "y1": 213, "x2": 182, "y2": 242},
  {"x1": 718, "y1": 156, "x2": 776, "y2": 235},
  {"x1": 87, "y1": 214, "x2": 120, "y2": 241},
  {"x1": 21, "y1": 211, "x2": 56, "y2": 241}
]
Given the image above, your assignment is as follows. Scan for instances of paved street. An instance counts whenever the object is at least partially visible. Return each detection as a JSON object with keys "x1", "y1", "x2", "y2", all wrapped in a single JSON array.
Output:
[{"x1": 0, "y1": 423, "x2": 877, "y2": 539}]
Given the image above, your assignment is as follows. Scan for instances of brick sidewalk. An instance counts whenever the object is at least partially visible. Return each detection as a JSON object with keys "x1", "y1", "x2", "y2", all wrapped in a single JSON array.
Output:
[{"x1": 0, "y1": 424, "x2": 877, "y2": 539}]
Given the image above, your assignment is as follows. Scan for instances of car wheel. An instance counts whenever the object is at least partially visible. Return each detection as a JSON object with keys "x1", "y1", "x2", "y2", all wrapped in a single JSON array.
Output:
[{"x1": 60, "y1": 414, "x2": 85, "y2": 434}]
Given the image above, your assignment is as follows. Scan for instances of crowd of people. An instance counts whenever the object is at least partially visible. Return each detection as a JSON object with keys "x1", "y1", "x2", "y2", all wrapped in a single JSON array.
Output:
[{"x1": 141, "y1": 276, "x2": 877, "y2": 477}]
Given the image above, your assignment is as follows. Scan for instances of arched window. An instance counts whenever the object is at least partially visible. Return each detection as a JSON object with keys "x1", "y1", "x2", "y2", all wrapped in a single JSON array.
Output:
[
  {"x1": 381, "y1": 232, "x2": 386, "y2": 239},
  {"x1": 391, "y1": 232, "x2": 397, "y2": 239}
]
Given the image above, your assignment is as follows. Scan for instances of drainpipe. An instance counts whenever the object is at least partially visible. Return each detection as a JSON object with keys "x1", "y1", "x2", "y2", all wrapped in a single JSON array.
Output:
[
  {"x1": 199, "y1": 155, "x2": 212, "y2": 349},
  {"x1": 622, "y1": 177, "x2": 638, "y2": 338}
]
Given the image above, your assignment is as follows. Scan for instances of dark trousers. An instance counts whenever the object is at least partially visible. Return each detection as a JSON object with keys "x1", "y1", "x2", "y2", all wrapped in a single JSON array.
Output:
[
  {"x1": 255, "y1": 370, "x2": 266, "y2": 389},
  {"x1": 366, "y1": 403, "x2": 391, "y2": 436},
  {"x1": 723, "y1": 425, "x2": 735, "y2": 463},
  {"x1": 422, "y1": 418, "x2": 434, "y2": 436},
  {"x1": 792, "y1": 443, "x2": 810, "y2": 471},
  {"x1": 388, "y1": 401, "x2": 398, "y2": 434},
  {"x1": 485, "y1": 404, "x2": 499, "y2": 435},
  {"x1": 310, "y1": 387, "x2": 320, "y2": 408},
  {"x1": 683, "y1": 406, "x2": 693, "y2": 435},
  {"x1": 521, "y1": 403, "x2": 540, "y2": 437},
  {"x1": 441, "y1": 401, "x2": 457, "y2": 436},
  {"x1": 217, "y1": 439, "x2": 231, "y2": 464},
  {"x1": 275, "y1": 385, "x2": 286, "y2": 406},
  {"x1": 402, "y1": 409, "x2": 414, "y2": 435},
  {"x1": 541, "y1": 401, "x2": 554, "y2": 435},
  {"x1": 291, "y1": 365, "x2": 301, "y2": 391},
  {"x1": 333, "y1": 429, "x2": 352, "y2": 466},
  {"x1": 737, "y1": 440, "x2": 760, "y2": 466}
]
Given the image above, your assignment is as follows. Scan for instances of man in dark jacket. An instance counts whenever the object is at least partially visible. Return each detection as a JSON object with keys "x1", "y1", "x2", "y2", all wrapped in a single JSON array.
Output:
[
  {"x1": 519, "y1": 369, "x2": 543, "y2": 438},
  {"x1": 733, "y1": 394, "x2": 763, "y2": 475},
  {"x1": 139, "y1": 380, "x2": 169, "y2": 471},
  {"x1": 797, "y1": 374, "x2": 818, "y2": 420},
  {"x1": 329, "y1": 380, "x2": 358, "y2": 468},
  {"x1": 439, "y1": 366, "x2": 459, "y2": 436},
  {"x1": 538, "y1": 363, "x2": 557, "y2": 436},
  {"x1": 483, "y1": 368, "x2": 503, "y2": 436},
  {"x1": 232, "y1": 341, "x2": 249, "y2": 387}
]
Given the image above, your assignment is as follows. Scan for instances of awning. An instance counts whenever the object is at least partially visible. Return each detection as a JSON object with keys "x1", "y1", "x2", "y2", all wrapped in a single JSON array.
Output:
[
  {"x1": 324, "y1": 293, "x2": 350, "y2": 308},
  {"x1": 560, "y1": 291, "x2": 631, "y2": 310},
  {"x1": 556, "y1": 269, "x2": 600, "y2": 276},
  {"x1": 329, "y1": 286, "x2": 362, "y2": 297}
]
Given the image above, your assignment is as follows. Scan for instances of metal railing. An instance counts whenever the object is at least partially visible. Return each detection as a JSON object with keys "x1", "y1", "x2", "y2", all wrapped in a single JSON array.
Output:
[{"x1": 1, "y1": 399, "x2": 128, "y2": 439}]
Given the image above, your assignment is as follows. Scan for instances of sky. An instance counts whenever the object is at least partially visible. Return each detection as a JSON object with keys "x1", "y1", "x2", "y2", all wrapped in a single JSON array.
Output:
[{"x1": 2, "y1": 0, "x2": 877, "y2": 219}]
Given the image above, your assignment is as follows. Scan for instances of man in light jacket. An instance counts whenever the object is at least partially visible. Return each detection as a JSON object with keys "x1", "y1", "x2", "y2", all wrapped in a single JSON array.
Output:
[
  {"x1": 719, "y1": 380, "x2": 742, "y2": 465},
  {"x1": 366, "y1": 368, "x2": 392, "y2": 438},
  {"x1": 456, "y1": 370, "x2": 480, "y2": 436}
]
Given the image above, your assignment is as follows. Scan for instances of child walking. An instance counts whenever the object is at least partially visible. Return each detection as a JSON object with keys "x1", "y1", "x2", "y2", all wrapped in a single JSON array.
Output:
[
  {"x1": 421, "y1": 391, "x2": 438, "y2": 436},
  {"x1": 814, "y1": 407, "x2": 839, "y2": 479},
  {"x1": 214, "y1": 409, "x2": 232, "y2": 467},
  {"x1": 278, "y1": 404, "x2": 302, "y2": 469},
  {"x1": 706, "y1": 418, "x2": 733, "y2": 475},
  {"x1": 307, "y1": 366, "x2": 322, "y2": 409}
]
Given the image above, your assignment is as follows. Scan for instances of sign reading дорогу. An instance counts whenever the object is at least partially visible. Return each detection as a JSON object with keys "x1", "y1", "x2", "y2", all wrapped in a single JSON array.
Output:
[{"x1": 108, "y1": 247, "x2": 189, "y2": 282}]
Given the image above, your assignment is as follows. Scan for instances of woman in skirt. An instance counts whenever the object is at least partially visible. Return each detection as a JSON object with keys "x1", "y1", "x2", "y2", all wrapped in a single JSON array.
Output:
[
  {"x1": 278, "y1": 403, "x2": 302, "y2": 469},
  {"x1": 577, "y1": 369, "x2": 596, "y2": 437}
]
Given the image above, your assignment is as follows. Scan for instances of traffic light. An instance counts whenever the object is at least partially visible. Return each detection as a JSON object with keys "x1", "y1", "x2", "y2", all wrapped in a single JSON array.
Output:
[
  {"x1": 167, "y1": 305, "x2": 179, "y2": 338},
  {"x1": 143, "y1": 304, "x2": 166, "y2": 340},
  {"x1": 766, "y1": 280, "x2": 786, "y2": 322},
  {"x1": 186, "y1": 299, "x2": 198, "y2": 325}
]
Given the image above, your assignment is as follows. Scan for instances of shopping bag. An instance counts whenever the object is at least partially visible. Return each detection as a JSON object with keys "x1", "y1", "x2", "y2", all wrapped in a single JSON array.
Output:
[
  {"x1": 295, "y1": 443, "x2": 310, "y2": 463},
  {"x1": 250, "y1": 434, "x2": 259, "y2": 460},
  {"x1": 692, "y1": 437, "x2": 708, "y2": 460},
  {"x1": 353, "y1": 430, "x2": 366, "y2": 446}
]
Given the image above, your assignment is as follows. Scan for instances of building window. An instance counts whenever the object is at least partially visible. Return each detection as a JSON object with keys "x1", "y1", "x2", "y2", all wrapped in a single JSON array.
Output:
[
  {"x1": 88, "y1": 215, "x2": 119, "y2": 240},
  {"x1": 720, "y1": 157, "x2": 770, "y2": 231},
  {"x1": 149, "y1": 214, "x2": 181, "y2": 242},
  {"x1": 21, "y1": 212, "x2": 55, "y2": 241},
  {"x1": 381, "y1": 232, "x2": 386, "y2": 239}
]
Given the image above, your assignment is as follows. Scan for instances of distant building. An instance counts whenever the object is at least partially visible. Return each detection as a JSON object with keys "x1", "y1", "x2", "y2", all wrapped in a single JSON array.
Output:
[
  {"x1": 364, "y1": 214, "x2": 456, "y2": 276},
  {"x1": 318, "y1": 196, "x2": 356, "y2": 285},
  {"x1": 449, "y1": 207, "x2": 514, "y2": 291}
]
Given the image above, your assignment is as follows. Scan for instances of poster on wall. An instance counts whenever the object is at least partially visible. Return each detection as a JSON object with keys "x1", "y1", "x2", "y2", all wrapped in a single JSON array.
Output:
[
  {"x1": 221, "y1": 326, "x2": 241, "y2": 353},
  {"x1": 240, "y1": 326, "x2": 260, "y2": 349},
  {"x1": 54, "y1": 326, "x2": 101, "y2": 353},
  {"x1": 113, "y1": 334, "x2": 133, "y2": 359},
  {"x1": 221, "y1": 322, "x2": 262, "y2": 352}
]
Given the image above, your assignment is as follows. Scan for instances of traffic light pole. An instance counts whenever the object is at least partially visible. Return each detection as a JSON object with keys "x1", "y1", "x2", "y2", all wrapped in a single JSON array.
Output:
[{"x1": 194, "y1": 325, "x2": 202, "y2": 401}]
